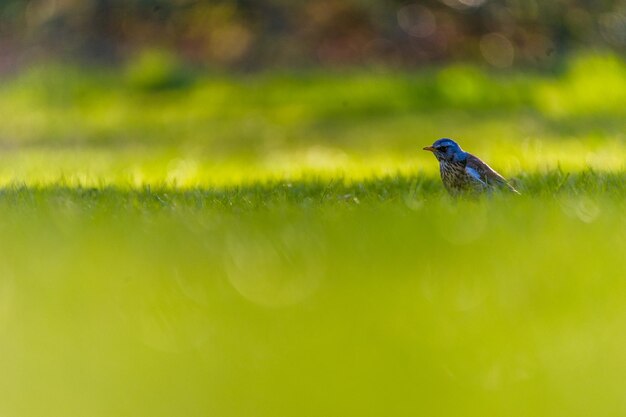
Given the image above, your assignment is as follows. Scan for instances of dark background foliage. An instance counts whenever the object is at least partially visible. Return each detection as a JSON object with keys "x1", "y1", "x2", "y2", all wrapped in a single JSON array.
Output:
[{"x1": 0, "y1": 0, "x2": 623, "y2": 71}]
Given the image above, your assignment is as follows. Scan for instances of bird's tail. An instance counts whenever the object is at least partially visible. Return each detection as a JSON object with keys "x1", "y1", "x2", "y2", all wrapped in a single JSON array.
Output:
[{"x1": 506, "y1": 182, "x2": 521, "y2": 195}]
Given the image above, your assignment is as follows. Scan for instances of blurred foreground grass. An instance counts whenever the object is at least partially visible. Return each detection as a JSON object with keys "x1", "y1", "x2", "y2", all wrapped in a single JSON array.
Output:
[
  {"x1": 0, "y1": 53, "x2": 624, "y2": 417},
  {"x1": 0, "y1": 175, "x2": 624, "y2": 417}
]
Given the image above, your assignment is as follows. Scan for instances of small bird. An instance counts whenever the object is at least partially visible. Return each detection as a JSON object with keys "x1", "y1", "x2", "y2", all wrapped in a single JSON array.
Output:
[{"x1": 423, "y1": 138, "x2": 519, "y2": 195}]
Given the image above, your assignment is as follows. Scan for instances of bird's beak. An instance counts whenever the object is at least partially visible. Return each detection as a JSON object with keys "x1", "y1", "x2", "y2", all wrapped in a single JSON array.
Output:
[{"x1": 423, "y1": 146, "x2": 435, "y2": 152}]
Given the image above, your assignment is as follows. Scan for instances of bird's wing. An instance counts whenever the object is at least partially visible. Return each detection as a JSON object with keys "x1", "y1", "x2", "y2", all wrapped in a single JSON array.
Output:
[
  {"x1": 466, "y1": 154, "x2": 520, "y2": 194},
  {"x1": 464, "y1": 165, "x2": 487, "y2": 186}
]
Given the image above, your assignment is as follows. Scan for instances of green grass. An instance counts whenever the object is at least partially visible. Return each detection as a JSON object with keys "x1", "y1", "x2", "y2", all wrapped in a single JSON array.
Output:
[
  {"x1": 0, "y1": 177, "x2": 624, "y2": 417},
  {"x1": 0, "y1": 53, "x2": 624, "y2": 187},
  {"x1": 0, "y1": 53, "x2": 624, "y2": 416}
]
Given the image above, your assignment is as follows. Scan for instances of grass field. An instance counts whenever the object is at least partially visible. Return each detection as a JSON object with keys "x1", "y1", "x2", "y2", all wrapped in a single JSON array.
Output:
[{"x1": 0, "y1": 53, "x2": 625, "y2": 417}]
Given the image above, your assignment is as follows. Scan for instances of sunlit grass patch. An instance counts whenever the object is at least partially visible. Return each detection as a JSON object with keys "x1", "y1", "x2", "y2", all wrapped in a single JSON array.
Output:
[{"x1": 0, "y1": 137, "x2": 623, "y2": 188}]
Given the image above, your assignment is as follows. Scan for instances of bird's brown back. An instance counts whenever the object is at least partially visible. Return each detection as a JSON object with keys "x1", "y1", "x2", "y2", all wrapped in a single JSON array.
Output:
[{"x1": 466, "y1": 153, "x2": 519, "y2": 193}]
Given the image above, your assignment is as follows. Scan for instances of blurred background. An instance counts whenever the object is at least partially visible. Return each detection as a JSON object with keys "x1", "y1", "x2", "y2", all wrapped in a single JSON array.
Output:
[
  {"x1": 0, "y1": 0, "x2": 624, "y2": 71},
  {"x1": 0, "y1": 0, "x2": 622, "y2": 186}
]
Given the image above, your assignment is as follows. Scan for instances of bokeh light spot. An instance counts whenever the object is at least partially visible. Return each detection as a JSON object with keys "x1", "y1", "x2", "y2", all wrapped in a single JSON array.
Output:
[
  {"x1": 225, "y1": 228, "x2": 324, "y2": 308},
  {"x1": 440, "y1": 0, "x2": 487, "y2": 9},
  {"x1": 480, "y1": 33, "x2": 515, "y2": 68},
  {"x1": 397, "y1": 5, "x2": 437, "y2": 38}
]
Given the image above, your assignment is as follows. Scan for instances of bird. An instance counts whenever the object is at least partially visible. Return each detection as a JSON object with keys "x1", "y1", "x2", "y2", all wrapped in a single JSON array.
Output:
[{"x1": 423, "y1": 138, "x2": 520, "y2": 195}]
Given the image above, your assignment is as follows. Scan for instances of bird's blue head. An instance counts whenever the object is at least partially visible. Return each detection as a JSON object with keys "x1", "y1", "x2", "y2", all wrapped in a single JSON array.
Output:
[{"x1": 423, "y1": 138, "x2": 465, "y2": 162}]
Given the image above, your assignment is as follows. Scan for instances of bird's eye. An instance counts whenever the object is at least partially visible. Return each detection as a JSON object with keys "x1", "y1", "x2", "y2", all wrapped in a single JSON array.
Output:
[{"x1": 438, "y1": 146, "x2": 448, "y2": 152}]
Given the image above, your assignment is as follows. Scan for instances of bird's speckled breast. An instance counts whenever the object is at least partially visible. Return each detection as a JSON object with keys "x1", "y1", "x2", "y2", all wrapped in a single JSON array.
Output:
[{"x1": 439, "y1": 160, "x2": 481, "y2": 194}]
